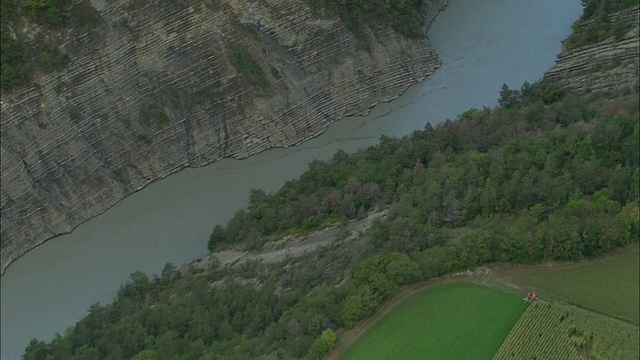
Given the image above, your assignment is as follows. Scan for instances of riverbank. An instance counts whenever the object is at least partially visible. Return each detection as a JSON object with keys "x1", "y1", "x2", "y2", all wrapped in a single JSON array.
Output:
[
  {"x1": 1, "y1": 1, "x2": 583, "y2": 359},
  {"x1": 0, "y1": 0, "x2": 446, "y2": 274}
]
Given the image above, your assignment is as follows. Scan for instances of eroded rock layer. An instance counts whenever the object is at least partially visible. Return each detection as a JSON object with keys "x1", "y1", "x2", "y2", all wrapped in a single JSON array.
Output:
[
  {"x1": 0, "y1": 0, "x2": 444, "y2": 272},
  {"x1": 545, "y1": 6, "x2": 639, "y2": 94}
]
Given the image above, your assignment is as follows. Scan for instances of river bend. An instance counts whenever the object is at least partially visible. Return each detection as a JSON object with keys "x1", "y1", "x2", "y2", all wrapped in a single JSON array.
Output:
[{"x1": 0, "y1": 1, "x2": 581, "y2": 358}]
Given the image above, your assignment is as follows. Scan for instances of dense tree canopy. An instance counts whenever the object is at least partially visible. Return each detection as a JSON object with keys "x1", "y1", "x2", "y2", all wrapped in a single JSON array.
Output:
[
  {"x1": 23, "y1": 73, "x2": 639, "y2": 359},
  {"x1": 22, "y1": 3, "x2": 640, "y2": 357}
]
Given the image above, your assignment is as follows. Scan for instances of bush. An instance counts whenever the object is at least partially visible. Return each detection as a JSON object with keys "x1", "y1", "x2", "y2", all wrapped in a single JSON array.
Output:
[
  {"x1": 1, "y1": 0, "x2": 101, "y2": 91},
  {"x1": 308, "y1": 328, "x2": 337, "y2": 359},
  {"x1": 1, "y1": 35, "x2": 30, "y2": 91},
  {"x1": 208, "y1": 225, "x2": 228, "y2": 251},
  {"x1": 310, "y1": 0, "x2": 425, "y2": 39},
  {"x1": 229, "y1": 44, "x2": 266, "y2": 88}
]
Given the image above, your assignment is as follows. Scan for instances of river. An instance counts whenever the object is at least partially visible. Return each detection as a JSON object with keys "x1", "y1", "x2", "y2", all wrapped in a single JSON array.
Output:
[{"x1": 0, "y1": 0, "x2": 582, "y2": 358}]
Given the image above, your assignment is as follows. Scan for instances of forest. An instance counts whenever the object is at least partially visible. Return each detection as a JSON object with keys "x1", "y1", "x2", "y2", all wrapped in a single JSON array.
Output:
[
  {"x1": 22, "y1": 1, "x2": 639, "y2": 359},
  {"x1": 23, "y1": 75, "x2": 639, "y2": 360}
]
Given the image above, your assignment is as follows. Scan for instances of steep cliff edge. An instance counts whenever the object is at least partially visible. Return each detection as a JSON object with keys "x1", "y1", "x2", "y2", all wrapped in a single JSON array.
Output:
[
  {"x1": 544, "y1": 5, "x2": 639, "y2": 94},
  {"x1": 0, "y1": 0, "x2": 445, "y2": 273}
]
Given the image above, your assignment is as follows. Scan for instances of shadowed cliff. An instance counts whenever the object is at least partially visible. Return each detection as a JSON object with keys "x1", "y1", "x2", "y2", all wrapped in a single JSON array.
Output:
[{"x1": 0, "y1": 0, "x2": 446, "y2": 273}]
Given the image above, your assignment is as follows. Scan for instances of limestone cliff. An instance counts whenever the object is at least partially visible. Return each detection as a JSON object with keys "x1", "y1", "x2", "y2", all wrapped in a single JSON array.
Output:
[
  {"x1": 545, "y1": 5, "x2": 639, "y2": 94},
  {"x1": 0, "y1": 0, "x2": 445, "y2": 273}
]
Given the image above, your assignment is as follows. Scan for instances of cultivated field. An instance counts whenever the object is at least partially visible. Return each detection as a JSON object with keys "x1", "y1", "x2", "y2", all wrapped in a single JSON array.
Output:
[
  {"x1": 341, "y1": 283, "x2": 527, "y2": 360},
  {"x1": 494, "y1": 300, "x2": 639, "y2": 360},
  {"x1": 336, "y1": 248, "x2": 640, "y2": 359},
  {"x1": 504, "y1": 248, "x2": 639, "y2": 323}
]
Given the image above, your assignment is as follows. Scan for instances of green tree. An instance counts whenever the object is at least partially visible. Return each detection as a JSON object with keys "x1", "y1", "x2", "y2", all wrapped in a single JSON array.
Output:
[
  {"x1": 208, "y1": 225, "x2": 228, "y2": 251},
  {"x1": 481, "y1": 178, "x2": 498, "y2": 214},
  {"x1": 0, "y1": 35, "x2": 30, "y2": 91},
  {"x1": 608, "y1": 165, "x2": 630, "y2": 203},
  {"x1": 73, "y1": 345, "x2": 100, "y2": 360},
  {"x1": 23, "y1": 339, "x2": 49, "y2": 360},
  {"x1": 308, "y1": 328, "x2": 337, "y2": 359},
  {"x1": 341, "y1": 291, "x2": 376, "y2": 327},
  {"x1": 630, "y1": 167, "x2": 640, "y2": 199},
  {"x1": 582, "y1": 212, "x2": 630, "y2": 256},
  {"x1": 131, "y1": 349, "x2": 160, "y2": 360},
  {"x1": 498, "y1": 83, "x2": 522, "y2": 108}
]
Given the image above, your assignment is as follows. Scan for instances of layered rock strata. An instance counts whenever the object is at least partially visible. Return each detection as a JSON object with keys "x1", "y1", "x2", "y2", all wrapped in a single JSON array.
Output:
[
  {"x1": 0, "y1": 0, "x2": 444, "y2": 273},
  {"x1": 545, "y1": 6, "x2": 639, "y2": 94}
]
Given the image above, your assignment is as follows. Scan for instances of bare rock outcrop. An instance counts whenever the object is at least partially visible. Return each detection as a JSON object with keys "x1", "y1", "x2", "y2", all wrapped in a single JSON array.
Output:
[
  {"x1": 0, "y1": 0, "x2": 445, "y2": 273},
  {"x1": 545, "y1": 6, "x2": 639, "y2": 94}
]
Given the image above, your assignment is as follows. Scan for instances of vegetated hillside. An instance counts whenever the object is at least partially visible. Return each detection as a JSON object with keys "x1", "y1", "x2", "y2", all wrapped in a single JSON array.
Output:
[
  {"x1": 21, "y1": 2, "x2": 640, "y2": 359},
  {"x1": 0, "y1": 0, "x2": 445, "y2": 273},
  {"x1": 545, "y1": 0, "x2": 639, "y2": 94},
  {"x1": 22, "y1": 70, "x2": 639, "y2": 360}
]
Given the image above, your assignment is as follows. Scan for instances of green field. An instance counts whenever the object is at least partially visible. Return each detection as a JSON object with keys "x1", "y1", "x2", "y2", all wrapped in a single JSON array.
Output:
[
  {"x1": 341, "y1": 283, "x2": 527, "y2": 360},
  {"x1": 507, "y1": 249, "x2": 640, "y2": 323},
  {"x1": 494, "y1": 300, "x2": 639, "y2": 360}
]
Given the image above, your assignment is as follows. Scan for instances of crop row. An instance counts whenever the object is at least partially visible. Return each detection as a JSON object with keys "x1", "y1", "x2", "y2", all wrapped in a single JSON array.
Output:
[
  {"x1": 494, "y1": 301, "x2": 579, "y2": 360},
  {"x1": 494, "y1": 300, "x2": 639, "y2": 360}
]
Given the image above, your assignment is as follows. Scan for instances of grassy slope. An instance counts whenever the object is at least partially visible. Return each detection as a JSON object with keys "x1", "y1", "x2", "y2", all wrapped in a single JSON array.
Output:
[
  {"x1": 341, "y1": 283, "x2": 527, "y2": 360},
  {"x1": 504, "y1": 248, "x2": 640, "y2": 324}
]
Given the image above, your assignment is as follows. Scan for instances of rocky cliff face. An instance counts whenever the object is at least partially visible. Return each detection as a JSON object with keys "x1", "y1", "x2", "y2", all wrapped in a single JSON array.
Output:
[
  {"x1": 545, "y1": 6, "x2": 639, "y2": 94},
  {"x1": 0, "y1": 0, "x2": 445, "y2": 273}
]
